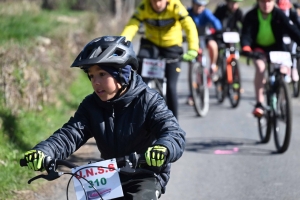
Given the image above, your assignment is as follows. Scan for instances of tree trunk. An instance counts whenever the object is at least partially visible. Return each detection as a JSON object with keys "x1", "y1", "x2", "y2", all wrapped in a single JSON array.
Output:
[
  {"x1": 41, "y1": 0, "x2": 57, "y2": 10},
  {"x1": 111, "y1": 0, "x2": 122, "y2": 20}
]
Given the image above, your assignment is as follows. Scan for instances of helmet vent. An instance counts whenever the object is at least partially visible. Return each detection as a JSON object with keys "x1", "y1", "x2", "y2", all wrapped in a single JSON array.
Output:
[
  {"x1": 90, "y1": 46, "x2": 102, "y2": 58},
  {"x1": 113, "y1": 49, "x2": 125, "y2": 57}
]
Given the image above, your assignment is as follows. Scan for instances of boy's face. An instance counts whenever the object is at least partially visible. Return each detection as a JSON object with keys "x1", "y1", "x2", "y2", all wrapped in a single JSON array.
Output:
[
  {"x1": 88, "y1": 65, "x2": 121, "y2": 101},
  {"x1": 227, "y1": 1, "x2": 239, "y2": 12},
  {"x1": 150, "y1": 0, "x2": 168, "y2": 12},
  {"x1": 258, "y1": 0, "x2": 275, "y2": 14},
  {"x1": 192, "y1": 3, "x2": 205, "y2": 14}
]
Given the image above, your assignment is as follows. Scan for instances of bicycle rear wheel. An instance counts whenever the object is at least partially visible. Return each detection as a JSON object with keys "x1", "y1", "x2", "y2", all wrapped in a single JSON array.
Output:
[
  {"x1": 273, "y1": 79, "x2": 292, "y2": 153},
  {"x1": 227, "y1": 58, "x2": 241, "y2": 108},
  {"x1": 188, "y1": 61, "x2": 209, "y2": 117},
  {"x1": 215, "y1": 56, "x2": 226, "y2": 103},
  {"x1": 258, "y1": 84, "x2": 272, "y2": 143}
]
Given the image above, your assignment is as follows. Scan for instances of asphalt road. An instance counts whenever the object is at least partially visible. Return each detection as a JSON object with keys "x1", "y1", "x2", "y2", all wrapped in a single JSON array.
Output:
[
  {"x1": 24, "y1": 47, "x2": 300, "y2": 200},
  {"x1": 160, "y1": 53, "x2": 300, "y2": 200}
]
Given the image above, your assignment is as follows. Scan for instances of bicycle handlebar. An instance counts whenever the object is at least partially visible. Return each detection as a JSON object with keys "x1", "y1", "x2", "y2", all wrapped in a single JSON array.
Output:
[
  {"x1": 20, "y1": 152, "x2": 153, "y2": 184},
  {"x1": 240, "y1": 51, "x2": 300, "y2": 60}
]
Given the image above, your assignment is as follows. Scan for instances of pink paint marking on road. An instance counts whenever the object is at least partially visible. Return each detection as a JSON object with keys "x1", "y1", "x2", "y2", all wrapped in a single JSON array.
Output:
[{"x1": 214, "y1": 147, "x2": 239, "y2": 155}]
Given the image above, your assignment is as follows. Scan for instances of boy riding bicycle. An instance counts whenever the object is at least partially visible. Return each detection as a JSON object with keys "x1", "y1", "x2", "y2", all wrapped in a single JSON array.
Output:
[
  {"x1": 186, "y1": 0, "x2": 222, "y2": 105},
  {"x1": 241, "y1": 0, "x2": 300, "y2": 117},
  {"x1": 187, "y1": 0, "x2": 222, "y2": 79},
  {"x1": 120, "y1": 0, "x2": 199, "y2": 119},
  {"x1": 21, "y1": 36, "x2": 186, "y2": 200}
]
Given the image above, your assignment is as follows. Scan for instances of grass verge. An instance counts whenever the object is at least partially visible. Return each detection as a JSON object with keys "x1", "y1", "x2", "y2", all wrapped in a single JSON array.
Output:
[{"x1": 0, "y1": 71, "x2": 91, "y2": 199}]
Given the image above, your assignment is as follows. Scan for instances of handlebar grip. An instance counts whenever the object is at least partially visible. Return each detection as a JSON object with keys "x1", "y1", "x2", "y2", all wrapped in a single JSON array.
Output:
[{"x1": 20, "y1": 158, "x2": 27, "y2": 167}]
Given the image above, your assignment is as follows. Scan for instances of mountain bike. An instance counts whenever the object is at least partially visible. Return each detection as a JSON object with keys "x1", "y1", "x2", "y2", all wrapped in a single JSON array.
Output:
[
  {"x1": 283, "y1": 36, "x2": 300, "y2": 97},
  {"x1": 241, "y1": 51, "x2": 295, "y2": 153},
  {"x1": 215, "y1": 31, "x2": 241, "y2": 108},
  {"x1": 187, "y1": 48, "x2": 210, "y2": 117},
  {"x1": 20, "y1": 152, "x2": 158, "y2": 200}
]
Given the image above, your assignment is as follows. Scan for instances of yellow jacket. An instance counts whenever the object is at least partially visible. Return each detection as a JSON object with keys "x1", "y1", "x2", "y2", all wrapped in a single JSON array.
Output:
[{"x1": 120, "y1": 0, "x2": 199, "y2": 51}]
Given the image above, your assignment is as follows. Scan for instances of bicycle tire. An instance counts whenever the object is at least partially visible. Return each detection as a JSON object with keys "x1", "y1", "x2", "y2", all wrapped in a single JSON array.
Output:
[
  {"x1": 188, "y1": 61, "x2": 209, "y2": 117},
  {"x1": 215, "y1": 56, "x2": 226, "y2": 103},
  {"x1": 273, "y1": 79, "x2": 292, "y2": 153},
  {"x1": 148, "y1": 79, "x2": 166, "y2": 99},
  {"x1": 227, "y1": 58, "x2": 241, "y2": 108},
  {"x1": 258, "y1": 84, "x2": 272, "y2": 143}
]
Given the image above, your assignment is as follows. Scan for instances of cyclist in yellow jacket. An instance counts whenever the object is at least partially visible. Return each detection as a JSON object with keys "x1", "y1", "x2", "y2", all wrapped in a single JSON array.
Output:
[{"x1": 121, "y1": 0, "x2": 199, "y2": 119}]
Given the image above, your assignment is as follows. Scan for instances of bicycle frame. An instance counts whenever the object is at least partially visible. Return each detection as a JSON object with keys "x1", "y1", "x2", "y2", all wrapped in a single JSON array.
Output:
[
  {"x1": 215, "y1": 31, "x2": 241, "y2": 107},
  {"x1": 219, "y1": 40, "x2": 240, "y2": 84}
]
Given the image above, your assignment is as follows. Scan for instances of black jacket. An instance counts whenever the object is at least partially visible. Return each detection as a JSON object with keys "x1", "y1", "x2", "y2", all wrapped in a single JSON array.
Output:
[
  {"x1": 33, "y1": 72, "x2": 186, "y2": 193},
  {"x1": 241, "y1": 6, "x2": 300, "y2": 50},
  {"x1": 214, "y1": 3, "x2": 243, "y2": 32},
  {"x1": 286, "y1": 8, "x2": 300, "y2": 30}
]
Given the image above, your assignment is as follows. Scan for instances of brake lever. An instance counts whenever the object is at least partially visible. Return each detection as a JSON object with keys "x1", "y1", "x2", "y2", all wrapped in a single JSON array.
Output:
[
  {"x1": 28, "y1": 158, "x2": 65, "y2": 184},
  {"x1": 28, "y1": 171, "x2": 64, "y2": 184}
]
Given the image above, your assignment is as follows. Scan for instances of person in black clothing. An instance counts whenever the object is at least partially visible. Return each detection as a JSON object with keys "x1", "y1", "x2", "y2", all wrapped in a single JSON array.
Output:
[
  {"x1": 293, "y1": 2, "x2": 300, "y2": 17},
  {"x1": 214, "y1": 0, "x2": 244, "y2": 32},
  {"x1": 277, "y1": 0, "x2": 300, "y2": 29},
  {"x1": 21, "y1": 36, "x2": 186, "y2": 200},
  {"x1": 241, "y1": 0, "x2": 300, "y2": 117},
  {"x1": 276, "y1": 0, "x2": 300, "y2": 82}
]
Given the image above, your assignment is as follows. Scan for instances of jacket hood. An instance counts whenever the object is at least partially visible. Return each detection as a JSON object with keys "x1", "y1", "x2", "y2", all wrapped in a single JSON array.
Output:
[{"x1": 93, "y1": 71, "x2": 148, "y2": 111}]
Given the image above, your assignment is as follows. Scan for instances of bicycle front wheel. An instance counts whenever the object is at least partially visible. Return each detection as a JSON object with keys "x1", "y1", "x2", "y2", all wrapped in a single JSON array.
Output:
[
  {"x1": 227, "y1": 58, "x2": 241, "y2": 108},
  {"x1": 188, "y1": 61, "x2": 209, "y2": 117},
  {"x1": 258, "y1": 84, "x2": 272, "y2": 143},
  {"x1": 273, "y1": 79, "x2": 292, "y2": 153},
  {"x1": 215, "y1": 56, "x2": 226, "y2": 103}
]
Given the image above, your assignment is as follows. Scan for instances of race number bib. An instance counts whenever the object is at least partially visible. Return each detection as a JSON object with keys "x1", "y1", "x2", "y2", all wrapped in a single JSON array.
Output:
[
  {"x1": 269, "y1": 51, "x2": 292, "y2": 67},
  {"x1": 222, "y1": 32, "x2": 240, "y2": 44},
  {"x1": 141, "y1": 58, "x2": 166, "y2": 79},
  {"x1": 72, "y1": 159, "x2": 123, "y2": 200}
]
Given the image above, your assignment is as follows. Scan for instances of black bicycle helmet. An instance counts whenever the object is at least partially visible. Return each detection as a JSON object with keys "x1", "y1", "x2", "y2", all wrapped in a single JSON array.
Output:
[{"x1": 71, "y1": 36, "x2": 138, "y2": 71}]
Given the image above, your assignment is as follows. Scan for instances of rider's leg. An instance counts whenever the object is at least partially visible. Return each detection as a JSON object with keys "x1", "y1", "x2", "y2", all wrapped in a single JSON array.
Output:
[
  {"x1": 291, "y1": 42, "x2": 299, "y2": 82},
  {"x1": 253, "y1": 58, "x2": 266, "y2": 116},
  {"x1": 207, "y1": 39, "x2": 218, "y2": 72},
  {"x1": 160, "y1": 45, "x2": 183, "y2": 118},
  {"x1": 165, "y1": 61, "x2": 180, "y2": 119},
  {"x1": 207, "y1": 39, "x2": 219, "y2": 82}
]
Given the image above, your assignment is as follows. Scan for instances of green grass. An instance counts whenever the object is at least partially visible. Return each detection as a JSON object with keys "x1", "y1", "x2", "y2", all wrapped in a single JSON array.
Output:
[
  {"x1": 0, "y1": 72, "x2": 91, "y2": 199},
  {"x1": 0, "y1": 2, "x2": 90, "y2": 45}
]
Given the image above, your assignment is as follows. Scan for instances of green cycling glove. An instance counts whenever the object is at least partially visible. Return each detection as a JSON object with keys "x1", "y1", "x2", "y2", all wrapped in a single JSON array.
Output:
[
  {"x1": 183, "y1": 49, "x2": 198, "y2": 61},
  {"x1": 24, "y1": 150, "x2": 46, "y2": 171},
  {"x1": 145, "y1": 145, "x2": 168, "y2": 167}
]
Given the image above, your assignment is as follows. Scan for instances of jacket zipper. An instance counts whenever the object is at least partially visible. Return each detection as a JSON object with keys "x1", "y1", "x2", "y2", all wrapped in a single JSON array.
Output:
[{"x1": 112, "y1": 104, "x2": 118, "y2": 157}]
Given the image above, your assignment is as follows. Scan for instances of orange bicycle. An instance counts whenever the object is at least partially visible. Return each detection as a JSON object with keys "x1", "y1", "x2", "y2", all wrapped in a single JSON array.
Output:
[{"x1": 215, "y1": 31, "x2": 241, "y2": 108}]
